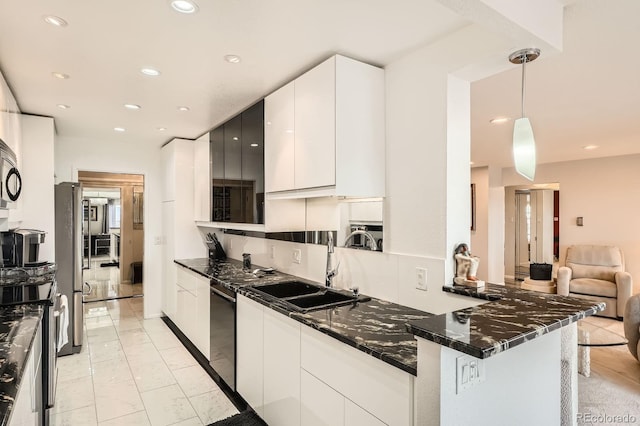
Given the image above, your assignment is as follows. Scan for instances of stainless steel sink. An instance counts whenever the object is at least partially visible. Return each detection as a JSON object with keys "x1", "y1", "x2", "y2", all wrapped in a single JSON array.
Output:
[{"x1": 248, "y1": 281, "x2": 370, "y2": 312}]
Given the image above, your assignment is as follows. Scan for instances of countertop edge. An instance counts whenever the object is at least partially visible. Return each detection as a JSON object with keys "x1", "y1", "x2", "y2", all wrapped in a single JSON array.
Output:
[
  {"x1": 0, "y1": 307, "x2": 44, "y2": 426},
  {"x1": 174, "y1": 259, "x2": 418, "y2": 376}
]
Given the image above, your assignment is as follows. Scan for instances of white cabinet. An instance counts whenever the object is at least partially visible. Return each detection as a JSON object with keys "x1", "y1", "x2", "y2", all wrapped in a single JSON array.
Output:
[
  {"x1": 265, "y1": 81, "x2": 295, "y2": 193},
  {"x1": 301, "y1": 369, "x2": 344, "y2": 426},
  {"x1": 161, "y1": 138, "x2": 205, "y2": 326},
  {"x1": 344, "y1": 399, "x2": 385, "y2": 426},
  {"x1": 193, "y1": 133, "x2": 210, "y2": 221},
  {"x1": 294, "y1": 57, "x2": 336, "y2": 190},
  {"x1": 301, "y1": 326, "x2": 413, "y2": 426},
  {"x1": 195, "y1": 276, "x2": 210, "y2": 356},
  {"x1": 175, "y1": 264, "x2": 210, "y2": 359},
  {"x1": 237, "y1": 295, "x2": 265, "y2": 418},
  {"x1": 264, "y1": 55, "x2": 385, "y2": 199},
  {"x1": 10, "y1": 327, "x2": 41, "y2": 426},
  {"x1": 263, "y1": 308, "x2": 301, "y2": 426},
  {"x1": 236, "y1": 294, "x2": 402, "y2": 426}
]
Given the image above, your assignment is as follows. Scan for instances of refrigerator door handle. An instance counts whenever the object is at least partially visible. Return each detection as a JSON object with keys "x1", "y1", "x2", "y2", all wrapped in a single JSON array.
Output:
[{"x1": 73, "y1": 292, "x2": 83, "y2": 346}]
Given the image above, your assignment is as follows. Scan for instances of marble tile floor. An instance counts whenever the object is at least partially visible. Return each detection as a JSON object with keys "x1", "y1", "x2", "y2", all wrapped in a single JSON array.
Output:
[
  {"x1": 578, "y1": 316, "x2": 640, "y2": 423},
  {"x1": 52, "y1": 297, "x2": 238, "y2": 426},
  {"x1": 83, "y1": 255, "x2": 143, "y2": 302}
]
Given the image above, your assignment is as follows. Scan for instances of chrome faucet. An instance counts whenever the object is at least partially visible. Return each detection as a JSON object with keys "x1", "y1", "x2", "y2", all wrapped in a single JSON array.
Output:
[
  {"x1": 326, "y1": 232, "x2": 339, "y2": 287},
  {"x1": 343, "y1": 229, "x2": 378, "y2": 251}
]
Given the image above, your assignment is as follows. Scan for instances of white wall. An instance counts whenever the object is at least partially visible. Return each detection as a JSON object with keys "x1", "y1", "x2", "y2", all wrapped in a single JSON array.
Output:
[
  {"x1": 503, "y1": 154, "x2": 640, "y2": 293},
  {"x1": 415, "y1": 328, "x2": 561, "y2": 425},
  {"x1": 470, "y1": 167, "x2": 489, "y2": 281},
  {"x1": 55, "y1": 136, "x2": 164, "y2": 317},
  {"x1": 21, "y1": 115, "x2": 55, "y2": 262}
]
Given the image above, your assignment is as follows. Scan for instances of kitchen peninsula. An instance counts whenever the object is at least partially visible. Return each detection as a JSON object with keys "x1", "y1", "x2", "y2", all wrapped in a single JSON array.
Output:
[{"x1": 175, "y1": 258, "x2": 602, "y2": 426}]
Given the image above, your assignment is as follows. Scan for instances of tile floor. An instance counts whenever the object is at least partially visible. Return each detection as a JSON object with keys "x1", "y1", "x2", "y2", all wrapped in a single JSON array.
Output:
[
  {"x1": 52, "y1": 297, "x2": 238, "y2": 426},
  {"x1": 83, "y1": 255, "x2": 143, "y2": 302}
]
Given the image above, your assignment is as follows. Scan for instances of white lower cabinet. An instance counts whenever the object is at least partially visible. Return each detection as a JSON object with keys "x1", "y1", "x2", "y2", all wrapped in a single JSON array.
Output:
[
  {"x1": 263, "y1": 308, "x2": 301, "y2": 426},
  {"x1": 237, "y1": 294, "x2": 413, "y2": 425},
  {"x1": 195, "y1": 277, "x2": 210, "y2": 357},
  {"x1": 300, "y1": 326, "x2": 413, "y2": 426},
  {"x1": 237, "y1": 295, "x2": 265, "y2": 418},
  {"x1": 344, "y1": 398, "x2": 386, "y2": 426},
  {"x1": 174, "y1": 264, "x2": 211, "y2": 360},
  {"x1": 10, "y1": 327, "x2": 41, "y2": 426},
  {"x1": 301, "y1": 370, "x2": 344, "y2": 426}
]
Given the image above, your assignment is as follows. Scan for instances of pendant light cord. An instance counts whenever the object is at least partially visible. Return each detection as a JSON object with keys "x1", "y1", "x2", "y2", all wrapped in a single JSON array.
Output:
[{"x1": 521, "y1": 55, "x2": 527, "y2": 118}]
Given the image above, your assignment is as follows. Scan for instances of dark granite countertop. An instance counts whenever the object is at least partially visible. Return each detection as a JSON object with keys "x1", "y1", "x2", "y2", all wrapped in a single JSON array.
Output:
[
  {"x1": 175, "y1": 259, "x2": 602, "y2": 373},
  {"x1": 407, "y1": 284, "x2": 604, "y2": 359},
  {"x1": 0, "y1": 304, "x2": 44, "y2": 426},
  {"x1": 175, "y1": 258, "x2": 429, "y2": 375}
]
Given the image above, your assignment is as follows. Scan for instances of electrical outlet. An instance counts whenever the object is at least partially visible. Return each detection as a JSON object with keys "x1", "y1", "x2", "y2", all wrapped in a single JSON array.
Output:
[
  {"x1": 154, "y1": 236, "x2": 162, "y2": 245},
  {"x1": 456, "y1": 355, "x2": 485, "y2": 393},
  {"x1": 270, "y1": 245, "x2": 276, "y2": 259},
  {"x1": 416, "y1": 267, "x2": 428, "y2": 291},
  {"x1": 292, "y1": 249, "x2": 302, "y2": 264}
]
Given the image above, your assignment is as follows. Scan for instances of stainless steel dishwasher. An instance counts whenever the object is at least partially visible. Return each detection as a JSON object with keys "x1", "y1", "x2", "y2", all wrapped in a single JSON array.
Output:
[{"x1": 210, "y1": 280, "x2": 236, "y2": 391}]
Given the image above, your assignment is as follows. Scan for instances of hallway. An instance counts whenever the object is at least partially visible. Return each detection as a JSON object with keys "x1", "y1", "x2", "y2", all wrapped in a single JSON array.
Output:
[
  {"x1": 52, "y1": 298, "x2": 238, "y2": 425},
  {"x1": 82, "y1": 255, "x2": 143, "y2": 302}
]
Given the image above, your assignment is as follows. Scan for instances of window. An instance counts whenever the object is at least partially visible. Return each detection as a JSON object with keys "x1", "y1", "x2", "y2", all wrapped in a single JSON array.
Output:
[{"x1": 109, "y1": 202, "x2": 121, "y2": 228}]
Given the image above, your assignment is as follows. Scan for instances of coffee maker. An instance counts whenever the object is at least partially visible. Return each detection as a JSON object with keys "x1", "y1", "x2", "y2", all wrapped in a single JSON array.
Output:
[{"x1": 0, "y1": 229, "x2": 46, "y2": 267}]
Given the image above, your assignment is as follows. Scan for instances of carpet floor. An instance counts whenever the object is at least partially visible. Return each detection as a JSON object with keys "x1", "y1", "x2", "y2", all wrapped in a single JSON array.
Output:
[{"x1": 210, "y1": 410, "x2": 266, "y2": 426}]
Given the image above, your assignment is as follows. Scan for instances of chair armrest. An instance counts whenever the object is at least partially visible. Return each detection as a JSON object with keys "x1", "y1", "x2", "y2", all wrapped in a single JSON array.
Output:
[
  {"x1": 615, "y1": 271, "x2": 633, "y2": 316},
  {"x1": 557, "y1": 266, "x2": 572, "y2": 296},
  {"x1": 623, "y1": 294, "x2": 640, "y2": 361}
]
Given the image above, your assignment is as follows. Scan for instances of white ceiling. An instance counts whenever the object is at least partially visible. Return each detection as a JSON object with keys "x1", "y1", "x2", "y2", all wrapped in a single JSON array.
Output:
[
  {"x1": 471, "y1": 0, "x2": 640, "y2": 168},
  {"x1": 0, "y1": 0, "x2": 638, "y2": 170},
  {"x1": 0, "y1": 0, "x2": 466, "y2": 147}
]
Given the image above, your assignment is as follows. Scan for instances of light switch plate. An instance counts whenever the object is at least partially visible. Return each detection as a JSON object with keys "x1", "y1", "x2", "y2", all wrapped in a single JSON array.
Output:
[
  {"x1": 456, "y1": 354, "x2": 485, "y2": 393},
  {"x1": 416, "y1": 267, "x2": 428, "y2": 291},
  {"x1": 292, "y1": 249, "x2": 302, "y2": 264},
  {"x1": 270, "y1": 245, "x2": 276, "y2": 259}
]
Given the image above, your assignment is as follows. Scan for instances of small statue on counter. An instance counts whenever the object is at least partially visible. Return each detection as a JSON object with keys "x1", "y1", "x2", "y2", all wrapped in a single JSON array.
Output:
[{"x1": 454, "y1": 243, "x2": 484, "y2": 287}]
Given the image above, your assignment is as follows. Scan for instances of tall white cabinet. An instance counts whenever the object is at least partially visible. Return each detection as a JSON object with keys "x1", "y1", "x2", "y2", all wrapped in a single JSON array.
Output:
[
  {"x1": 161, "y1": 139, "x2": 205, "y2": 328},
  {"x1": 265, "y1": 55, "x2": 385, "y2": 199}
]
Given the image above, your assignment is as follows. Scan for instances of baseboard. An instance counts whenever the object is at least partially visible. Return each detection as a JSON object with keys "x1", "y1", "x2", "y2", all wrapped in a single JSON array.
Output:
[{"x1": 161, "y1": 316, "x2": 248, "y2": 412}]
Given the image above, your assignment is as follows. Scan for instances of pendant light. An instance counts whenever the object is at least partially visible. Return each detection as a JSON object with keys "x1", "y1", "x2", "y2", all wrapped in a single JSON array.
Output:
[{"x1": 509, "y1": 48, "x2": 540, "y2": 181}]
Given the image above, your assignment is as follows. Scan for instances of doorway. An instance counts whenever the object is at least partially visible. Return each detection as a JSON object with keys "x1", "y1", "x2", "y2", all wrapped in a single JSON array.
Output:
[
  {"x1": 78, "y1": 171, "x2": 144, "y2": 302},
  {"x1": 505, "y1": 184, "x2": 560, "y2": 283}
]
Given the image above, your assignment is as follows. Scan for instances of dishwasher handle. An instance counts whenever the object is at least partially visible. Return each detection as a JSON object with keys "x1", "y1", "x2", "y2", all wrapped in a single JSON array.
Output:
[{"x1": 210, "y1": 286, "x2": 236, "y2": 303}]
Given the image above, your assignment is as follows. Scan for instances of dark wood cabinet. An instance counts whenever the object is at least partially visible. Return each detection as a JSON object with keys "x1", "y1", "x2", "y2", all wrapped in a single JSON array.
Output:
[{"x1": 210, "y1": 100, "x2": 264, "y2": 224}]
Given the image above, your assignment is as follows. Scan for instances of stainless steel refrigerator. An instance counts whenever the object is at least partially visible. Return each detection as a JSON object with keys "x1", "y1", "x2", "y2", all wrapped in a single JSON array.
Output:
[{"x1": 55, "y1": 182, "x2": 84, "y2": 355}]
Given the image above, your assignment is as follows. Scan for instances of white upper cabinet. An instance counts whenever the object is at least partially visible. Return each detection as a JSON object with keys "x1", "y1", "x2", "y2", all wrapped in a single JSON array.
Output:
[
  {"x1": 265, "y1": 81, "x2": 295, "y2": 193},
  {"x1": 264, "y1": 55, "x2": 385, "y2": 199},
  {"x1": 193, "y1": 132, "x2": 210, "y2": 221},
  {"x1": 294, "y1": 58, "x2": 336, "y2": 190}
]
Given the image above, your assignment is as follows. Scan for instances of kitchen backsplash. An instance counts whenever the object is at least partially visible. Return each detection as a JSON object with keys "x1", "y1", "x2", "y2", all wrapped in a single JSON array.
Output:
[{"x1": 202, "y1": 228, "x2": 484, "y2": 314}]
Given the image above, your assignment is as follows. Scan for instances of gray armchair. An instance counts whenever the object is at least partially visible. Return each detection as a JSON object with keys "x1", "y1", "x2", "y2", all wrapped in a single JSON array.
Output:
[
  {"x1": 557, "y1": 245, "x2": 633, "y2": 319},
  {"x1": 624, "y1": 293, "x2": 640, "y2": 362}
]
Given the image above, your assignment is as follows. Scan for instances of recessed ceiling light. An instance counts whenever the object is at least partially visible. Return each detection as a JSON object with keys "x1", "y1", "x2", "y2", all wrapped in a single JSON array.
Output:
[
  {"x1": 44, "y1": 15, "x2": 68, "y2": 27},
  {"x1": 583, "y1": 145, "x2": 599, "y2": 150},
  {"x1": 140, "y1": 67, "x2": 161, "y2": 76},
  {"x1": 57, "y1": 104, "x2": 70, "y2": 109},
  {"x1": 250, "y1": 143, "x2": 259, "y2": 147},
  {"x1": 157, "y1": 127, "x2": 167, "y2": 131},
  {"x1": 232, "y1": 137, "x2": 239, "y2": 141},
  {"x1": 114, "y1": 127, "x2": 126, "y2": 132},
  {"x1": 52, "y1": 72, "x2": 69, "y2": 79},
  {"x1": 224, "y1": 55, "x2": 241, "y2": 64},
  {"x1": 489, "y1": 117, "x2": 510, "y2": 124},
  {"x1": 124, "y1": 104, "x2": 141, "y2": 110},
  {"x1": 177, "y1": 106, "x2": 190, "y2": 112},
  {"x1": 171, "y1": 0, "x2": 199, "y2": 14}
]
